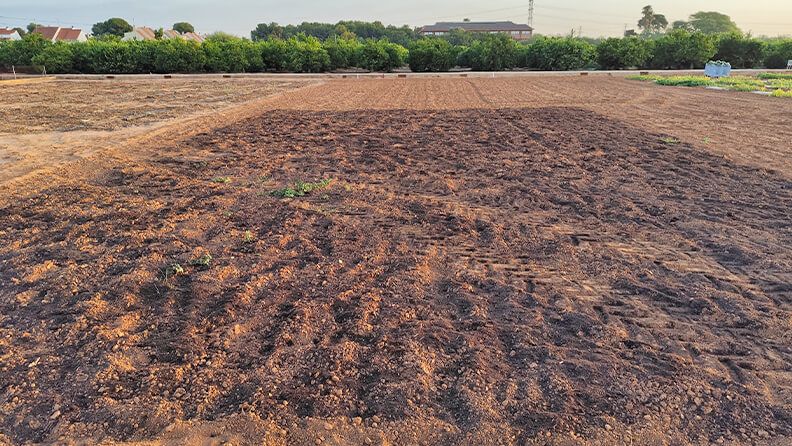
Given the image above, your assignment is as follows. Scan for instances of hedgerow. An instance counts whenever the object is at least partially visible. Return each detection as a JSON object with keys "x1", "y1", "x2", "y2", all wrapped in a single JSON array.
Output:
[
  {"x1": 1, "y1": 30, "x2": 790, "y2": 74},
  {"x1": 408, "y1": 38, "x2": 456, "y2": 72}
]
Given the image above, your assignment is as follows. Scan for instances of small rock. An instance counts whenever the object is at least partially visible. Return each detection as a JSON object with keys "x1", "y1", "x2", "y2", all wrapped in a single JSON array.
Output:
[
  {"x1": 50, "y1": 410, "x2": 61, "y2": 420},
  {"x1": 352, "y1": 417, "x2": 363, "y2": 425}
]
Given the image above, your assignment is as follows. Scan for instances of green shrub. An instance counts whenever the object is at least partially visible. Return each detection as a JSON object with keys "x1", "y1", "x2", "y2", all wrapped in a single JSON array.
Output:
[
  {"x1": 261, "y1": 38, "x2": 289, "y2": 71},
  {"x1": 203, "y1": 39, "x2": 250, "y2": 72},
  {"x1": 285, "y1": 34, "x2": 330, "y2": 73},
  {"x1": 152, "y1": 38, "x2": 205, "y2": 73},
  {"x1": 524, "y1": 36, "x2": 595, "y2": 71},
  {"x1": 242, "y1": 40, "x2": 264, "y2": 72},
  {"x1": 596, "y1": 37, "x2": 653, "y2": 69},
  {"x1": 384, "y1": 40, "x2": 409, "y2": 70},
  {"x1": 357, "y1": 39, "x2": 407, "y2": 72},
  {"x1": 70, "y1": 39, "x2": 139, "y2": 73},
  {"x1": 714, "y1": 33, "x2": 765, "y2": 68},
  {"x1": 466, "y1": 34, "x2": 520, "y2": 71},
  {"x1": 31, "y1": 43, "x2": 74, "y2": 73},
  {"x1": 323, "y1": 37, "x2": 362, "y2": 69},
  {"x1": 764, "y1": 39, "x2": 792, "y2": 69},
  {"x1": 408, "y1": 38, "x2": 456, "y2": 72},
  {"x1": 651, "y1": 29, "x2": 716, "y2": 69},
  {"x1": 0, "y1": 33, "x2": 48, "y2": 66}
]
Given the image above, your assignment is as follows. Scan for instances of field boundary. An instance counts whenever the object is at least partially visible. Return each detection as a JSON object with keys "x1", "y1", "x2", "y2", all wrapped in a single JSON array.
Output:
[
  {"x1": 0, "y1": 76, "x2": 56, "y2": 86},
  {"x1": 2, "y1": 69, "x2": 789, "y2": 82}
]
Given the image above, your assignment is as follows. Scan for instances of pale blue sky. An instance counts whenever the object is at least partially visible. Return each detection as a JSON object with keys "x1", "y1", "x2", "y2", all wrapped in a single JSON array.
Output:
[{"x1": 2, "y1": 0, "x2": 790, "y2": 37}]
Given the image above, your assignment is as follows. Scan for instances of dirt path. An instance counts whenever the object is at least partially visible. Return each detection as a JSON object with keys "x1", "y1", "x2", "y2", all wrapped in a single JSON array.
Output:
[{"x1": 1, "y1": 78, "x2": 791, "y2": 445}]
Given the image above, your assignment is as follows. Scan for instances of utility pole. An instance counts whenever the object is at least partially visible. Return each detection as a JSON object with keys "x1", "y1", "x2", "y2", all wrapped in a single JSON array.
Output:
[{"x1": 528, "y1": 0, "x2": 534, "y2": 28}]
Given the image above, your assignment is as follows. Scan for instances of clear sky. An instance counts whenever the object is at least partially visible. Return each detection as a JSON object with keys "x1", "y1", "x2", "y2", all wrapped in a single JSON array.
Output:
[{"x1": 2, "y1": 0, "x2": 790, "y2": 37}]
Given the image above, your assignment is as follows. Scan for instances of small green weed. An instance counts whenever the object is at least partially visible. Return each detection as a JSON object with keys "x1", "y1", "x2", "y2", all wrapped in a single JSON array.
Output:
[
  {"x1": 771, "y1": 89, "x2": 792, "y2": 98},
  {"x1": 164, "y1": 263, "x2": 185, "y2": 279},
  {"x1": 243, "y1": 230, "x2": 255, "y2": 243},
  {"x1": 211, "y1": 177, "x2": 232, "y2": 184},
  {"x1": 702, "y1": 137, "x2": 711, "y2": 144},
  {"x1": 661, "y1": 137, "x2": 680, "y2": 144},
  {"x1": 271, "y1": 178, "x2": 332, "y2": 198},
  {"x1": 190, "y1": 253, "x2": 213, "y2": 267}
]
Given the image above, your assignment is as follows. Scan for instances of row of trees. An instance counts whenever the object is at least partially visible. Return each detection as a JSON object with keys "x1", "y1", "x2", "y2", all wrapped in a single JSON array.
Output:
[
  {"x1": 0, "y1": 33, "x2": 408, "y2": 74},
  {"x1": 597, "y1": 31, "x2": 790, "y2": 69},
  {"x1": 422, "y1": 31, "x2": 790, "y2": 71},
  {"x1": 251, "y1": 21, "x2": 417, "y2": 46},
  {"x1": 1, "y1": 30, "x2": 790, "y2": 74}
]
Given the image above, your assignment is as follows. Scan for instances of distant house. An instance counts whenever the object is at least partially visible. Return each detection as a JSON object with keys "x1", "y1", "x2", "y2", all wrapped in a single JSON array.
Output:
[
  {"x1": 180, "y1": 32, "x2": 205, "y2": 43},
  {"x1": 419, "y1": 21, "x2": 533, "y2": 40},
  {"x1": 33, "y1": 26, "x2": 87, "y2": 42},
  {"x1": 123, "y1": 27, "x2": 205, "y2": 43},
  {"x1": 0, "y1": 28, "x2": 22, "y2": 41},
  {"x1": 123, "y1": 27, "x2": 158, "y2": 41}
]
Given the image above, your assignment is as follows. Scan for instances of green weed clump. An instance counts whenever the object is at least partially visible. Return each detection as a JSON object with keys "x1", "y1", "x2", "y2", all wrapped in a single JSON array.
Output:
[
  {"x1": 625, "y1": 74, "x2": 661, "y2": 81},
  {"x1": 767, "y1": 79, "x2": 792, "y2": 90},
  {"x1": 654, "y1": 76, "x2": 714, "y2": 87},
  {"x1": 628, "y1": 73, "x2": 792, "y2": 97},
  {"x1": 271, "y1": 178, "x2": 332, "y2": 198},
  {"x1": 757, "y1": 72, "x2": 792, "y2": 80},
  {"x1": 713, "y1": 76, "x2": 765, "y2": 91},
  {"x1": 190, "y1": 253, "x2": 213, "y2": 267}
]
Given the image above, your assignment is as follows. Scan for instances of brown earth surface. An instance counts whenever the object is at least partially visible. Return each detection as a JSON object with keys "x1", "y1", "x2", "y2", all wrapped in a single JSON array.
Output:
[
  {"x1": 0, "y1": 79, "x2": 309, "y2": 184},
  {"x1": 0, "y1": 77, "x2": 791, "y2": 446}
]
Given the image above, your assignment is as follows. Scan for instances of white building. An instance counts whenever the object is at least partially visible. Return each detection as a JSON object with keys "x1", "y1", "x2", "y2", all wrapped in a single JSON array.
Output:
[
  {"x1": 0, "y1": 28, "x2": 22, "y2": 41},
  {"x1": 33, "y1": 26, "x2": 87, "y2": 42},
  {"x1": 123, "y1": 27, "x2": 204, "y2": 43}
]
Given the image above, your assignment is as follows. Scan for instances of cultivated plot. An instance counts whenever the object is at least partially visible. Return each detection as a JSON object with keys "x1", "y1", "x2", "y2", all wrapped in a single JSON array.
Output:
[{"x1": 0, "y1": 77, "x2": 790, "y2": 445}]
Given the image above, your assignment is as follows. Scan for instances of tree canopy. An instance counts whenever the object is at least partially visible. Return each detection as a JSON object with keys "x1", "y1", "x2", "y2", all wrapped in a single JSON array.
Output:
[
  {"x1": 173, "y1": 22, "x2": 195, "y2": 34},
  {"x1": 638, "y1": 5, "x2": 668, "y2": 36},
  {"x1": 251, "y1": 21, "x2": 416, "y2": 46},
  {"x1": 687, "y1": 11, "x2": 740, "y2": 35},
  {"x1": 91, "y1": 18, "x2": 133, "y2": 37}
]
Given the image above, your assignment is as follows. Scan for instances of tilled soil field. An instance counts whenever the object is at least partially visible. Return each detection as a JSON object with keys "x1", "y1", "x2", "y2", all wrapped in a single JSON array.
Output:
[{"x1": 1, "y1": 78, "x2": 791, "y2": 445}]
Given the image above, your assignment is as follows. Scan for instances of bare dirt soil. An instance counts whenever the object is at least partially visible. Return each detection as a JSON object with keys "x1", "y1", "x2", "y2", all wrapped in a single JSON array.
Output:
[
  {"x1": 0, "y1": 79, "x2": 309, "y2": 134},
  {"x1": 0, "y1": 79, "x2": 309, "y2": 184},
  {"x1": 260, "y1": 77, "x2": 792, "y2": 177},
  {"x1": 0, "y1": 77, "x2": 791, "y2": 446}
]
